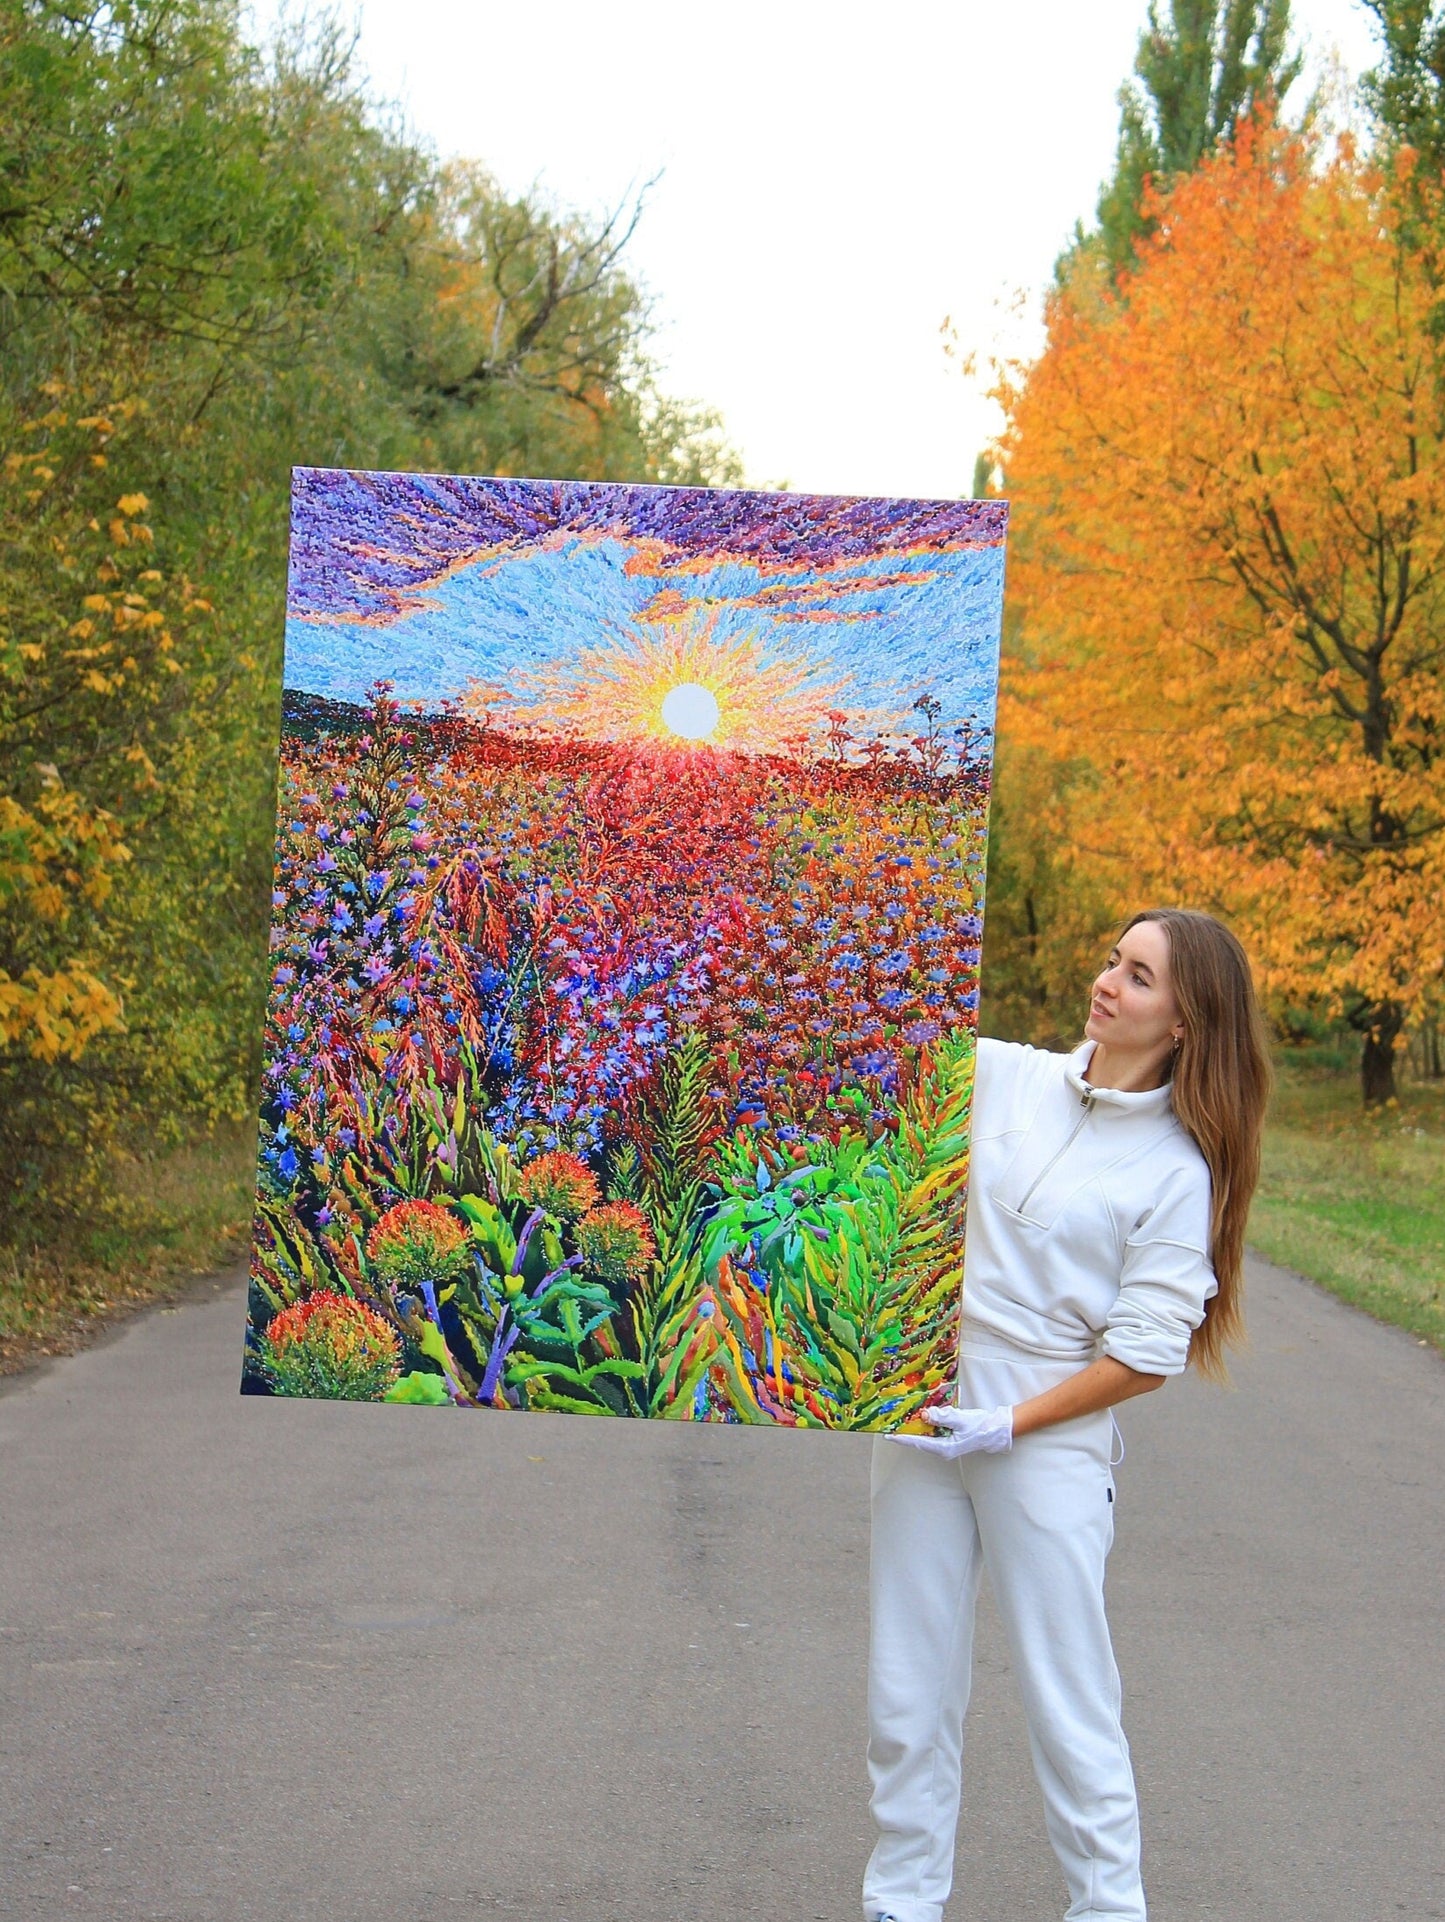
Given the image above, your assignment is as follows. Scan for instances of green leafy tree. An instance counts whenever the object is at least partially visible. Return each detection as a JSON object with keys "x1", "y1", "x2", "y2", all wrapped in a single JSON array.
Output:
[
  {"x1": 1062, "y1": 0, "x2": 1302, "y2": 282},
  {"x1": 1361, "y1": 1, "x2": 1445, "y2": 173},
  {"x1": 0, "y1": 0, "x2": 740, "y2": 1243}
]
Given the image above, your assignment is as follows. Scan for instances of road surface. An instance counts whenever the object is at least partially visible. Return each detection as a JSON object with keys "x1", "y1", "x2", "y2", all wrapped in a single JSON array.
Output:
[{"x1": 1, "y1": 1252, "x2": 1440, "y2": 1920}]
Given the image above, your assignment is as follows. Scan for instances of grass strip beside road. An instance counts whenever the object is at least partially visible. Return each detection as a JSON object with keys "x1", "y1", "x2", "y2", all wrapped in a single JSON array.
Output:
[
  {"x1": 0, "y1": 1128, "x2": 254, "y2": 1376},
  {"x1": 1250, "y1": 1056, "x2": 1445, "y2": 1354}
]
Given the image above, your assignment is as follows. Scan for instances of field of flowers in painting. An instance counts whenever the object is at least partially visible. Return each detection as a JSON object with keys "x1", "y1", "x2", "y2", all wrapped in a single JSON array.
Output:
[
  {"x1": 247, "y1": 692, "x2": 988, "y2": 1425},
  {"x1": 243, "y1": 476, "x2": 1002, "y2": 1429}
]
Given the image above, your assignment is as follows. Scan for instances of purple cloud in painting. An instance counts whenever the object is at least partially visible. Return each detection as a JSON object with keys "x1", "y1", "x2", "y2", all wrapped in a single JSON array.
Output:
[{"x1": 287, "y1": 468, "x2": 1008, "y2": 626}]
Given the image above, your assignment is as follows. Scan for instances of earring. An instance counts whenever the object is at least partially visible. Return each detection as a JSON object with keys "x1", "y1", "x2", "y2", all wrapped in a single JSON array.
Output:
[{"x1": 1171, "y1": 1033, "x2": 1183, "y2": 1054}]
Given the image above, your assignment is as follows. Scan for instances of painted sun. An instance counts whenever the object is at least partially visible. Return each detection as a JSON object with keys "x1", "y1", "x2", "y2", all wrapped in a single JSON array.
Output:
[{"x1": 465, "y1": 610, "x2": 856, "y2": 755}]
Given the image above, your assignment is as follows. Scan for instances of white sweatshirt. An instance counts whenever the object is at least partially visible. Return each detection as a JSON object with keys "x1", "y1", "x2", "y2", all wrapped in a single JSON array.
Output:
[{"x1": 961, "y1": 1036, "x2": 1218, "y2": 1376}]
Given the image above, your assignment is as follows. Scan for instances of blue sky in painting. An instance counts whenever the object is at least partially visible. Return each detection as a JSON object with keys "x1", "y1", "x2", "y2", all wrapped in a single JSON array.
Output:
[{"x1": 284, "y1": 534, "x2": 1004, "y2": 739}]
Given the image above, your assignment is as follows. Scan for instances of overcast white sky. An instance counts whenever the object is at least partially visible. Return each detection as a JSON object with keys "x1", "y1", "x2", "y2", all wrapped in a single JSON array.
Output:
[{"x1": 251, "y1": 0, "x2": 1382, "y2": 499}]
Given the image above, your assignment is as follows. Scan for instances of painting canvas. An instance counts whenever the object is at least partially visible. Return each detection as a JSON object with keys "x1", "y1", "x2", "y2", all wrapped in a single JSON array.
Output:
[{"x1": 242, "y1": 471, "x2": 1008, "y2": 1427}]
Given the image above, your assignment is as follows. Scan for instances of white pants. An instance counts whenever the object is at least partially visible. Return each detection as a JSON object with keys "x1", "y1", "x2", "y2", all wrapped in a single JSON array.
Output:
[{"x1": 863, "y1": 1336, "x2": 1145, "y2": 1922}]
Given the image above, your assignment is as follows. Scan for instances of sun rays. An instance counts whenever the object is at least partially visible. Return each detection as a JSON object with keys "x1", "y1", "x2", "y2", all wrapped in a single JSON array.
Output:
[{"x1": 464, "y1": 609, "x2": 861, "y2": 754}]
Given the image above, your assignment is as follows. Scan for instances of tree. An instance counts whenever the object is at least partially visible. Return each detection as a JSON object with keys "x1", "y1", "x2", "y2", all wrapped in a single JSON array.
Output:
[
  {"x1": 1064, "y1": 0, "x2": 1302, "y2": 280},
  {"x1": 1361, "y1": 1, "x2": 1445, "y2": 175},
  {"x1": 1000, "y1": 117, "x2": 1445, "y2": 1105},
  {"x1": 0, "y1": 0, "x2": 742, "y2": 1237}
]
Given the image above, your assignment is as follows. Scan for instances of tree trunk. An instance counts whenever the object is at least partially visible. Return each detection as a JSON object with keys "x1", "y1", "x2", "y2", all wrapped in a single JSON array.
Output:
[{"x1": 1361, "y1": 1000, "x2": 1405, "y2": 1107}]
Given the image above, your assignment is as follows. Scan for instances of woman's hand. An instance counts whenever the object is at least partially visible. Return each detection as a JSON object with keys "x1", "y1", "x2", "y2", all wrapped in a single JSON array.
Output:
[
  {"x1": 892, "y1": 1404, "x2": 1014, "y2": 1458},
  {"x1": 891, "y1": 1357, "x2": 1167, "y2": 1458}
]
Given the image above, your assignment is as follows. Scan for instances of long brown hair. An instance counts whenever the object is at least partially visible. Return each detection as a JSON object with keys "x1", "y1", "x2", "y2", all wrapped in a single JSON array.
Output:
[{"x1": 1117, "y1": 908, "x2": 1273, "y2": 1381}]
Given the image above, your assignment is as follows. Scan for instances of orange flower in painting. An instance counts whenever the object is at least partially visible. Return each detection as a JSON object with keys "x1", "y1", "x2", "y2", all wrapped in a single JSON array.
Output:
[
  {"x1": 365, "y1": 1199, "x2": 471, "y2": 1286},
  {"x1": 575, "y1": 1202, "x2": 656, "y2": 1284},
  {"x1": 262, "y1": 1291, "x2": 401, "y2": 1401},
  {"x1": 516, "y1": 1150, "x2": 602, "y2": 1223}
]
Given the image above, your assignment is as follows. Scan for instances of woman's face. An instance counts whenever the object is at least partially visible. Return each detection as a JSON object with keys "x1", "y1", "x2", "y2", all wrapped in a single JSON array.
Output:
[{"x1": 1085, "y1": 919, "x2": 1184, "y2": 1062}]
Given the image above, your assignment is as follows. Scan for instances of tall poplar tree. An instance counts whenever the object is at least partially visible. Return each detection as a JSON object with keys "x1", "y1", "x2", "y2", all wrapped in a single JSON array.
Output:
[
  {"x1": 1361, "y1": 1, "x2": 1445, "y2": 171},
  {"x1": 1064, "y1": 0, "x2": 1302, "y2": 280}
]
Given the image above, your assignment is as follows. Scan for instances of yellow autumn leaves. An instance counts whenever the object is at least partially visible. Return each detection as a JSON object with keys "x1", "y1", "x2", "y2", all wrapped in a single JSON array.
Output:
[{"x1": 0, "y1": 408, "x2": 203, "y2": 1062}]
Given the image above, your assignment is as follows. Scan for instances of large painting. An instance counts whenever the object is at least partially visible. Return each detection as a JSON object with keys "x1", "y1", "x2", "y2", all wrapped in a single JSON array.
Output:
[{"x1": 242, "y1": 472, "x2": 1007, "y2": 1426}]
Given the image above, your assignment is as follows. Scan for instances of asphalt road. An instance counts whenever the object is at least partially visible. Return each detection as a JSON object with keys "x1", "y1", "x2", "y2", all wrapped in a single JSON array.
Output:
[{"x1": 1, "y1": 1252, "x2": 1440, "y2": 1922}]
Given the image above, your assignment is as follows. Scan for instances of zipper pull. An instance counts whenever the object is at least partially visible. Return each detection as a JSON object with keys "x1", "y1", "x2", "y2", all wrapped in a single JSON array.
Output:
[{"x1": 1080, "y1": 1087, "x2": 1095, "y2": 1110}]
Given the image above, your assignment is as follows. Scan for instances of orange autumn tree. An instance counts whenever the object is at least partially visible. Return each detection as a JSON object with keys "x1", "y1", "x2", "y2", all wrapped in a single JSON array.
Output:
[{"x1": 998, "y1": 114, "x2": 1445, "y2": 1104}]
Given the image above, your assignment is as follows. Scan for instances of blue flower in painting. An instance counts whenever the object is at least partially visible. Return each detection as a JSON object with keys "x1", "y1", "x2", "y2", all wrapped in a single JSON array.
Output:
[
  {"x1": 926, "y1": 969, "x2": 950, "y2": 984},
  {"x1": 878, "y1": 988, "x2": 908, "y2": 1011},
  {"x1": 337, "y1": 1127, "x2": 357, "y2": 1150},
  {"x1": 363, "y1": 913, "x2": 386, "y2": 940},
  {"x1": 275, "y1": 1085, "x2": 298, "y2": 1111},
  {"x1": 879, "y1": 951, "x2": 911, "y2": 976},
  {"x1": 851, "y1": 1049, "x2": 893, "y2": 1077},
  {"x1": 961, "y1": 988, "x2": 980, "y2": 1010},
  {"x1": 277, "y1": 1147, "x2": 299, "y2": 1182}
]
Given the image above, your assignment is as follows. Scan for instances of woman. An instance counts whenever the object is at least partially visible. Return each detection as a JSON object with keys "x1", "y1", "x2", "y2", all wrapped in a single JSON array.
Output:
[{"x1": 863, "y1": 907, "x2": 1272, "y2": 1922}]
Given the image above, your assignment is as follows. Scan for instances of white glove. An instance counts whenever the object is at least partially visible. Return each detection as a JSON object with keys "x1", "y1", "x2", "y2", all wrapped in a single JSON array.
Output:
[{"x1": 892, "y1": 1403, "x2": 1014, "y2": 1458}]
